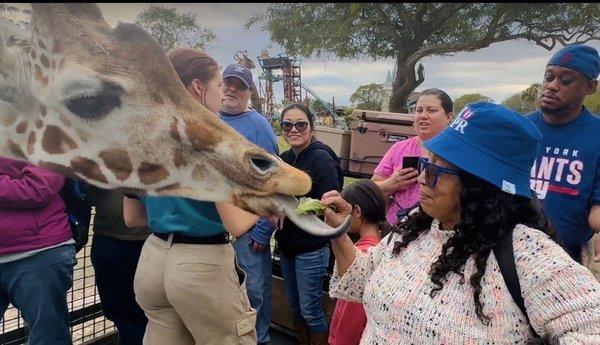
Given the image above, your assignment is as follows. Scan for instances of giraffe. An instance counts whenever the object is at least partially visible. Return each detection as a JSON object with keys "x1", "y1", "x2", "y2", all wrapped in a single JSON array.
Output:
[
  {"x1": 0, "y1": 4, "x2": 351, "y2": 235},
  {"x1": 233, "y1": 49, "x2": 263, "y2": 114}
]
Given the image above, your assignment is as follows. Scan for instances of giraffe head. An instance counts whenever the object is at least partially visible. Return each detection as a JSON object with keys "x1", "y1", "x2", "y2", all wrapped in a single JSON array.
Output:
[{"x1": 0, "y1": 4, "x2": 313, "y2": 217}]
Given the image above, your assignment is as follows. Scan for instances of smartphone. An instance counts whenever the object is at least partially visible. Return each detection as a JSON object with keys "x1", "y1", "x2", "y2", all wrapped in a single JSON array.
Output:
[{"x1": 402, "y1": 156, "x2": 420, "y2": 170}]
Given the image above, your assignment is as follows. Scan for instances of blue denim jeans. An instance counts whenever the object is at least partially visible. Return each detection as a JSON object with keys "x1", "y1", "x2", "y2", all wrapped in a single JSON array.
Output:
[
  {"x1": 91, "y1": 235, "x2": 148, "y2": 345},
  {"x1": 279, "y1": 246, "x2": 330, "y2": 334},
  {"x1": 0, "y1": 245, "x2": 75, "y2": 345},
  {"x1": 233, "y1": 232, "x2": 273, "y2": 344}
]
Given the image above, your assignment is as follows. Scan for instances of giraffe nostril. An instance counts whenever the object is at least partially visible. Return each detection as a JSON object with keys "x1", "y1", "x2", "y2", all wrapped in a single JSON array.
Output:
[{"x1": 250, "y1": 154, "x2": 278, "y2": 175}]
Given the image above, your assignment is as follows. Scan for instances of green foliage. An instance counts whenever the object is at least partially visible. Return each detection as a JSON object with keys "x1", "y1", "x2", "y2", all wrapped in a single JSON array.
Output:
[
  {"x1": 454, "y1": 93, "x2": 493, "y2": 114},
  {"x1": 584, "y1": 90, "x2": 600, "y2": 114},
  {"x1": 341, "y1": 107, "x2": 355, "y2": 128},
  {"x1": 350, "y1": 83, "x2": 385, "y2": 111},
  {"x1": 135, "y1": 5, "x2": 217, "y2": 52},
  {"x1": 501, "y1": 83, "x2": 541, "y2": 114},
  {"x1": 310, "y1": 98, "x2": 334, "y2": 115},
  {"x1": 246, "y1": 3, "x2": 600, "y2": 112}
]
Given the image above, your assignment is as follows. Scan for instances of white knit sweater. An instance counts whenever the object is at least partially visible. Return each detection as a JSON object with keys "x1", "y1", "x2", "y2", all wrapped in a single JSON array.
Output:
[{"x1": 329, "y1": 220, "x2": 600, "y2": 344}]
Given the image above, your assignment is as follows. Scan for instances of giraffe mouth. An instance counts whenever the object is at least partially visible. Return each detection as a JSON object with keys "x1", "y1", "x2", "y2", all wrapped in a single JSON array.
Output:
[{"x1": 273, "y1": 194, "x2": 352, "y2": 238}]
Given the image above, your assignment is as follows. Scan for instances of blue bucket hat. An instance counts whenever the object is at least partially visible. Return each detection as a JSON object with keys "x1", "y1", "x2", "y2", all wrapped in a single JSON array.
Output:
[
  {"x1": 546, "y1": 44, "x2": 600, "y2": 80},
  {"x1": 222, "y1": 63, "x2": 253, "y2": 89},
  {"x1": 423, "y1": 102, "x2": 542, "y2": 198}
]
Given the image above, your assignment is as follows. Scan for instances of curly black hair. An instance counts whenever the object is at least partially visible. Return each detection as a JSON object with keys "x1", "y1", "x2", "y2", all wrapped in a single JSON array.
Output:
[{"x1": 388, "y1": 170, "x2": 557, "y2": 324}]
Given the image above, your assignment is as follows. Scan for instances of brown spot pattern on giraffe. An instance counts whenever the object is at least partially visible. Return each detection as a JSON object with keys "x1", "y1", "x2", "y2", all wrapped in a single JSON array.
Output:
[
  {"x1": 42, "y1": 125, "x2": 78, "y2": 154},
  {"x1": 34, "y1": 65, "x2": 48, "y2": 86},
  {"x1": 155, "y1": 183, "x2": 181, "y2": 194},
  {"x1": 35, "y1": 119, "x2": 44, "y2": 129},
  {"x1": 138, "y1": 162, "x2": 169, "y2": 185},
  {"x1": 40, "y1": 105, "x2": 47, "y2": 117},
  {"x1": 170, "y1": 117, "x2": 181, "y2": 143},
  {"x1": 38, "y1": 161, "x2": 74, "y2": 179},
  {"x1": 27, "y1": 131, "x2": 36, "y2": 155},
  {"x1": 151, "y1": 92, "x2": 164, "y2": 104},
  {"x1": 40, "y1": 54, "x2": 50, "y2": 68},
  {"x1": 37, "y1": 39, "x2": 47, "y2": 51},
  {"x1": 184, "y1": 119, "x2": 219, "y2": 151},
  {"x1": 53, "y1": 40, "x2": 62, "y2": 54},
  {"x1": 99, "y1": 148, "x2": 133, "y2": 181},
  {"x1": 173, "y1": 148, "x2": 186, "y2": 168},
  {"x1": 7, "y1": 140, "x2": 27, "y2": 159},
  {"x1": 70, "y1": 156, "x2": 108, "y2": 183},
  {"x1": 15, "y1": 121, "x2": 28, "y2": 134}
]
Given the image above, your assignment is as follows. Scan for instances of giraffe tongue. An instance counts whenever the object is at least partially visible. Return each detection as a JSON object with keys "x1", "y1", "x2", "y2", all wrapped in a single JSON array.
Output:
[{"x1": 274, "y1": 195, "x2": 351, "y2": 238}]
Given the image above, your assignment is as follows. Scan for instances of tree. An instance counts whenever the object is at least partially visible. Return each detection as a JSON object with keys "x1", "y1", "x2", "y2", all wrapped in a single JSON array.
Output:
[
  {"x1": 502, "y1": 83, "x2": 541, "y2": 114},
  {"x1": 454, "y1": 93, "x2": 493, "y2": 114},
  {"x1": 0, "y1": 4, "x2": 31, "y2": 30},
  {"x1": 350, "y1": 83, "x2": 386, "y2": 111},
  {"x1": 135, "y1": 5, "x2": 216, "y2": 52},
  {"x1": 246, "y1": 3, "x2": 600, "y2": 112},
  {"x1": 584, "y1": 90, "x2": 600, "y2": 114}
]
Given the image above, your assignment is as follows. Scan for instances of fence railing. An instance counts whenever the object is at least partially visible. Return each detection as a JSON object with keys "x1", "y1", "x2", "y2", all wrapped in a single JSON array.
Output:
[{"x1": 1, "y1": 211, "x2": 116, "y2": 345}]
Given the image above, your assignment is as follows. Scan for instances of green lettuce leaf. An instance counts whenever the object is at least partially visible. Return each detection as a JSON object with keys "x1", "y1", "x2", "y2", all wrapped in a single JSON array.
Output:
[{"x1": 295, "y1": 197, "x2": 328, "y2": 215}]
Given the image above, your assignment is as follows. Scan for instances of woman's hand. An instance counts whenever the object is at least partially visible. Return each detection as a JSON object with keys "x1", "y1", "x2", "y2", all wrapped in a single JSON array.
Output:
[
  {"x1": 321, "y1": 190, "x2": 352, "y2": 227},
  {"x1": 269, "y1": 215, "x2": 284, "y2": 230},
  {"x1": 387, "y1": 168, "x2": 419, "y2": 192}
]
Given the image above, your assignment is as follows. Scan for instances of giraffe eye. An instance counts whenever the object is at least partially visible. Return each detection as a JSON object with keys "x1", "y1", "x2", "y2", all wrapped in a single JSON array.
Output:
[{"x1": 65, "y1": 82, "x2": 124, "y2": 119}]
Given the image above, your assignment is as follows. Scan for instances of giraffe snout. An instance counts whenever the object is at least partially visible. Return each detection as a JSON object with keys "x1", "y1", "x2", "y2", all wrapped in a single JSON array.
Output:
[{"x1": 249, "y1": 153, "x2": 279, "y2": 175}]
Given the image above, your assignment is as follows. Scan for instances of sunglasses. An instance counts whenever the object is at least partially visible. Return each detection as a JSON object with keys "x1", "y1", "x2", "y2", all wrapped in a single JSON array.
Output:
[
  {"x1": 418, "y1": 157, "x2": 460, "y2": 188},
  {"x1": 222, "y1": 79, "x2": 249, "y2": 92},
  {"x1": 280, "y1": 120, "x2": 309, "y2": 133}
]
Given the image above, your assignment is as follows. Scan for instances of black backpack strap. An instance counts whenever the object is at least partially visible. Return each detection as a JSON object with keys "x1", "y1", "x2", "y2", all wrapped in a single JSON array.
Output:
[{"x1": 493, "y1": 229, "x2": 541, "y2": 339}]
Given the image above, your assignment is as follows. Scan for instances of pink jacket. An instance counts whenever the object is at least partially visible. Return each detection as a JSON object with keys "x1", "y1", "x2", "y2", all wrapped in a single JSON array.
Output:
[
  {"x1": 0, "y1": 157, "x2": 71, "y2": 255},
  {"x1": 373, "y1": 136, "x2": 421, "y2": 224}
]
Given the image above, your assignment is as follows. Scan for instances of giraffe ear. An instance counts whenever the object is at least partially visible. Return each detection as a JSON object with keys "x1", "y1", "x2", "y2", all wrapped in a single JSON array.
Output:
[
  {"x1": 63, "y1": 4, "x2": 106, "y2": 24},
  {"x1": 31, "y1": 4, "x2": 110, "y2": 38},
  {"x1": 0, "y1": 32, "x2": 18, "y2": 103}
]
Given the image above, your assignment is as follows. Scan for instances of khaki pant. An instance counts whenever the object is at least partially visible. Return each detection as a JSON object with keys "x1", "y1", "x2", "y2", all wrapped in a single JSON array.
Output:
[{"x1": 133, "y1": 234, "x2": 257, "y2": 345}]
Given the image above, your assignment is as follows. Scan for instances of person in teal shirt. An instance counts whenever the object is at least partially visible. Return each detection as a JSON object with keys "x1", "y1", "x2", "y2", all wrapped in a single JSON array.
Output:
[{"x1": 123, "y1": 48, "x2": 259, "y2": 345}]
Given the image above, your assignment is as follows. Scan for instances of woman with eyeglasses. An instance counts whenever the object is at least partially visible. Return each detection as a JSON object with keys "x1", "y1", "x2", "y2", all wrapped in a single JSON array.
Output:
[
  {"x1": 321, "y1": 102, "x2": 600, "y2": 343},
  {"x1": 275, "y1": 102, "x2": 343, "y2": 345},
  {"x1": 372, "y1": 88, "x2": 453, "y2": 225}
]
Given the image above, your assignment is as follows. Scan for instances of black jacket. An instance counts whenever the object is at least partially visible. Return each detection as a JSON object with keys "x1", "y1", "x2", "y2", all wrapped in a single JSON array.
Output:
[{"x1": 275, "y1": 140, "x2": 344, "y2": 256}]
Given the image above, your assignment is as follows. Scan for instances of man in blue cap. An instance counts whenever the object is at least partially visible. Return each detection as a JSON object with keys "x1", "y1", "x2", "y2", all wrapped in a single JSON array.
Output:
[
  {"x1": 219, "y1": 63, "x2": 278, "y2": 345},
  {"x1": 527, "y1": 44, "x2": 600, "y2": 263}
]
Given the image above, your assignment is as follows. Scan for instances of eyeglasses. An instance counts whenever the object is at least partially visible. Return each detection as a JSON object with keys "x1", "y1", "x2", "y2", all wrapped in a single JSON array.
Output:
[
  {"x1": 418, "y1": 157, "x2": 460, "y2": 188},
  {"x1": 280, "y1": 120, "x2": 309, "y2": 133}
]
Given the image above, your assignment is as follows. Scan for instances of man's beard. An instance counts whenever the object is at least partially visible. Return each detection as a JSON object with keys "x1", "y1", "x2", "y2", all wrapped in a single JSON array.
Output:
[{"x1": 540, "y1": 101, "x2": 579, "y2": 118}]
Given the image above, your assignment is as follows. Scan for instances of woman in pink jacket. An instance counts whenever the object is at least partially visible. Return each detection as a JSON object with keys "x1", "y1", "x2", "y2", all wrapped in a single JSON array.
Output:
[{"x1": 0, "y1": 157, "x2": 75, "y2": 345}]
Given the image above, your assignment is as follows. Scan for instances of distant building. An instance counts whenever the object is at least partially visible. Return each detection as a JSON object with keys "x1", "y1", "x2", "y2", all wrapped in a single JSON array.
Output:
[{"x1": 380, "y1": 68, "x2": 420, "y2": 113}]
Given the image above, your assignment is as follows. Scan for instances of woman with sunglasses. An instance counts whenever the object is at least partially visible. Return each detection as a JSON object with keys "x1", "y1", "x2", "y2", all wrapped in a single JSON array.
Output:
[
  {"x1": 372, "y1": 88, "x2": 453, "y2": 225},
  {"x1": 276, "y1": 102, "x2": 343, "y2": 345},
  {"x1": 321, "y1": 102, "x2": 600, "y2": 343}
]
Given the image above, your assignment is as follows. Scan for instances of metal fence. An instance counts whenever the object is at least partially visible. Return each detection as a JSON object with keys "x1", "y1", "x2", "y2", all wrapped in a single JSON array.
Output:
[{"x1": 0, "y1": 212, "x2": 116, "y2": 345}]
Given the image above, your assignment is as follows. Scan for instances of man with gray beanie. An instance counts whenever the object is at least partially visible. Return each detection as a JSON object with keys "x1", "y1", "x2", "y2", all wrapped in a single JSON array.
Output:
[
  {"x1": 219, "y1": 63, "x2": 278, "y2": 345},
  {"x1": 527, "y1": 44, "x2": 600, "y2": 263}
]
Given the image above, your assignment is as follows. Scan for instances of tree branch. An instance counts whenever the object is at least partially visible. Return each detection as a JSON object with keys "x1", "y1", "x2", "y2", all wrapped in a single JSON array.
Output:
[{"x1": 373, "y1": 3, "x2": 402, "y2": 44}]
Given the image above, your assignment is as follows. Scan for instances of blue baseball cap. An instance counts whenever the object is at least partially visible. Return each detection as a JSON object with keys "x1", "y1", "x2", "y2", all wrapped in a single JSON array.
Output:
[
  {"x1": 547, "y1": 44, "x2": 600, "y2": 80},
  {"x1": 222, "y1": 64, "x2": 253, "y2": 89},
  {"x1": 423, "y1": 102, "x2": 542, "y2": 198}
]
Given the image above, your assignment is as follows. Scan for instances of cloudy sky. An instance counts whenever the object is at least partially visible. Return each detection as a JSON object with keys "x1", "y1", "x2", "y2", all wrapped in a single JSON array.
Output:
[{"x1": 10, "y1": 3, "x2": 600, "y2": 107}]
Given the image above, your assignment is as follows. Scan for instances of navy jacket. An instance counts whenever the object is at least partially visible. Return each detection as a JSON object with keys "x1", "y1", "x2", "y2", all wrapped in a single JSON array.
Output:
[{"x1": 275, "y1": 140, "x2": 344, "y2": 256}]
